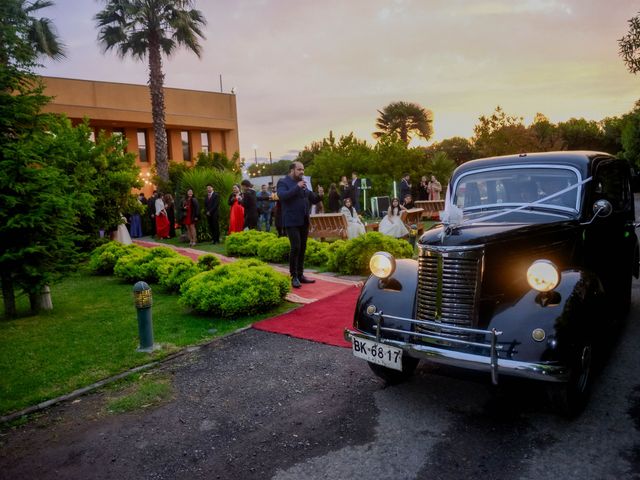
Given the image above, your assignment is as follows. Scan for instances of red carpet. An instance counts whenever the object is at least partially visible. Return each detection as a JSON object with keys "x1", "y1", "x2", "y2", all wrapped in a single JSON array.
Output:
[{"x1": 253, "y1": 285, "x2": 360, "y2": 348}]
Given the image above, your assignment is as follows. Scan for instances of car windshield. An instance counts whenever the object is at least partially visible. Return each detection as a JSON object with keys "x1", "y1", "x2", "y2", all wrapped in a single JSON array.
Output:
[{"x1": 452, "y1": 166, "x2": 581, "y2": 216}]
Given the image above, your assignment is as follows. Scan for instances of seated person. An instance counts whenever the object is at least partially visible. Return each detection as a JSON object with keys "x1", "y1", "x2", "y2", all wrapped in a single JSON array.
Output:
[
  {"x1": 540, "y1": 177, "x2": 575, "y2": 208},
  {"x1": 340, "y1": 197, "x2": 366, "y2": 239},
  {"x1": 402, "y1": 194, "x2": 415, "y2": 209},
  {"x1": 519, "y1": 181, "x2": 539, "y2": 203},
  {"x1": 379, "y1": 198, "x2": 409, "y2": 238}
]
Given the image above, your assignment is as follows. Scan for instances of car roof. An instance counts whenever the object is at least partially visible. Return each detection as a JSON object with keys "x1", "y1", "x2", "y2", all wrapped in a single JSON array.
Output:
[{"x1": 452, "y1": 151, "x2": 615, "y2": 180}]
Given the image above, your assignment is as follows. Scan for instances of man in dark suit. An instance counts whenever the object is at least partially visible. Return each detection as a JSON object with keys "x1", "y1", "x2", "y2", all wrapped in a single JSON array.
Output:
[
  {"x1": 204, "y1": 184, "x2": 220, "y2": 243},
  {"x1": 400, "y1": 173, "x2": 412, "y2": 203},
  {"x1": 277, "y1": 161, "x2": 323, "y2": 288},
  {"x1": 240, "y1": 179, "x2": 258, "y2": 230},
  {"x1": 351, "y1": 171, "x2": 361, "y2": 212}
]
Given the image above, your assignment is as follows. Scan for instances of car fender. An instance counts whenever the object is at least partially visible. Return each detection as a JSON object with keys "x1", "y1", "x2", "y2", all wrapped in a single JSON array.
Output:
[
  {"x1": 488, "y1": 269, "x2": 604, "y2": 363},
  {"x1": 353, "y1": 259, "x2": 418, "y2": 339}
]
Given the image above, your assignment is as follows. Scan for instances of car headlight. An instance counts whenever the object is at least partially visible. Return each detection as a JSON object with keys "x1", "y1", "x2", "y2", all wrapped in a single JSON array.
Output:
[
  {"x1": 527, "y1": 260, "x2": 560, "y2": 292},
  {"x1": 369, "y1": 252, "x2": 396, "y2": 279}
]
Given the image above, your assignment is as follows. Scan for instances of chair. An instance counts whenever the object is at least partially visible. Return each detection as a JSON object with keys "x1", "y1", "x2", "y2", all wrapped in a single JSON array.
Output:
[{"x1": 308, "y1": 213, "x2": 349, "y2": 241}]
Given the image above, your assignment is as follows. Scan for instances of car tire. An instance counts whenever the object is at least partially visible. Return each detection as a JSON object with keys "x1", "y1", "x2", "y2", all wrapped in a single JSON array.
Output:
[
  {"x1": 368, "y1": 356, "x2": 419, "y2": 385},
  {"x1": 546, "y1": 339, "x2": 594, "y2": 417}
]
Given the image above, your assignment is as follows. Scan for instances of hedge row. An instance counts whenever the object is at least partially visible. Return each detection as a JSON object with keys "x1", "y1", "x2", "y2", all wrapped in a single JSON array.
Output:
[
  {"x1": 87, "y1": 242, "x2": 290, "y2": 318},
  {"x1": 224, "y1": 230, "x2": 411, "y2": 275}
]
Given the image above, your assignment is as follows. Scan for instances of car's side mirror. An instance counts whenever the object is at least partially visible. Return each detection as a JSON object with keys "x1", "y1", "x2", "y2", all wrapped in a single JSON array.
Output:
[{"x1": 592, "y1": 199, "x2": 612, "y2": 218}]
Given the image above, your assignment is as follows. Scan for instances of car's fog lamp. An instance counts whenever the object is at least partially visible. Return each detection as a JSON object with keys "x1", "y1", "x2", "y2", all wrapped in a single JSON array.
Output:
[
  {"x1": 369, "y1": 252, "x2": 396, "y2": 279},
  {"x1": 532, "y1": 328, "x2": 546, "y2": 342},
  {"x1": 366, "y1": 304, "x2": 377, "y2": 315},
  {"x1": 527, "y1": 260, "x2": 559, "y2": 292}
]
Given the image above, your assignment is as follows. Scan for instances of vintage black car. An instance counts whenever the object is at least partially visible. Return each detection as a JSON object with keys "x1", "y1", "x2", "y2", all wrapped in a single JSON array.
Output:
[{"x1": 345, "y1": 151, "x2": 640, "y2": 415}]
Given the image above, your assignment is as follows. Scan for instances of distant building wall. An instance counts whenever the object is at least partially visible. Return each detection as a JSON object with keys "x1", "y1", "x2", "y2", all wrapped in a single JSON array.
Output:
[{"x1": 40, "y1": 76, "x2": 240, "y2": 196}]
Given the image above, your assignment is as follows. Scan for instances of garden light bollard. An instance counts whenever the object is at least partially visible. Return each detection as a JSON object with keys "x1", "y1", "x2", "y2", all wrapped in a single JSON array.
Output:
[{"x1": 133, "y1": 281, "x2": 157, "y2": 353}]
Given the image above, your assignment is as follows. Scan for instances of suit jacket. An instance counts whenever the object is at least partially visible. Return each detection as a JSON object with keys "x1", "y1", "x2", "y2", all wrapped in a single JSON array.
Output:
[
  {"x1": 276, "y1": 175, "x2": 321, "y2": 228},
  {"x1": 204, "y1": 192, "x2": 219, "y2": 218},
  {"x1": 350, "y1": 177, "x2": 361, "y2": 203},
  {"x1": 400, "y1": 179, "x2": 412, "y2": 200},
  {"x1": 240, "y1": 188, "x2": 258, "y2": 228}
]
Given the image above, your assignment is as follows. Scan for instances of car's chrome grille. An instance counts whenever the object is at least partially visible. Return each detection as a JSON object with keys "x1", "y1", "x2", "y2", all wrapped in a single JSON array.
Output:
[{"x1": 416, "y1": 246, "x2": 484, "y2": 339}]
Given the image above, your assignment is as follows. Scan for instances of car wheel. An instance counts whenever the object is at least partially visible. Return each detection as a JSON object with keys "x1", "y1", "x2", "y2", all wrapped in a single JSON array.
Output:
[
  {"x1": 547, "y1": 340, "x2": 593, "y2": 417},
  {"x1": 368, "y1": 356, "x2": 419, "y2": 385}
]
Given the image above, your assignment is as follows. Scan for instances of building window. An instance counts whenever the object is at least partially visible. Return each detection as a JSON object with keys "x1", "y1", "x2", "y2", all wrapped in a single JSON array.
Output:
[
  {"x1": 112, "y1": 127, "x2": 125, "y2": 137},
  {"x1": 181, "y1": 131, "x2": 191, "y2": 162},
  {"x1": 88, "y1": 130, "x2": 96, "y2": 143},
  {"x1": 201, "y1": 131, "x2": 210, "y2": 153},
  {"x1": 137, "y1": 129, "x2": 148, "y2": 162}
]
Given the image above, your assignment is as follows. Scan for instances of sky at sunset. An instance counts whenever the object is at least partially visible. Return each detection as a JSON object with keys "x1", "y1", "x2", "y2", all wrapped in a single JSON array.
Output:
[{"x1": 36, "y1": 0, "x2": 640, "y2": 163}]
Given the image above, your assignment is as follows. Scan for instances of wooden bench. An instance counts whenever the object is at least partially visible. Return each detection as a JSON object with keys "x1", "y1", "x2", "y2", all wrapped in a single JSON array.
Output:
[
  {"x1": 415, "y1": 200, "x2": 444, "y2": 220},
  {"x1": 400, "y1": 208, "x2": 425, "y2": 235},
  {"x1": 309, "y1": 213, "x2": 349, "y2": 241}
]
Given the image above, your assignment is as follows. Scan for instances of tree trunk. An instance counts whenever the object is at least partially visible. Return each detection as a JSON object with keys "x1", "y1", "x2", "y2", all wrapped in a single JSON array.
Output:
[
  {"x1": 1, "y1": 271, "x2": 16, "y2": 319},
  {"x1": 147, "y1": 36, "x2": 169, "y2": 183},
  {"x1": 29, "y1": 285, "x2": 53, "y2": 313}
]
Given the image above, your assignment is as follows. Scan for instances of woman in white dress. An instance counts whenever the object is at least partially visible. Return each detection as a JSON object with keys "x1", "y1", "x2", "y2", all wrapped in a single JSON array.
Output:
[
  {"x1": 340, "y1": 197, "x2": 366, "y2": 239},
  {"x1": 114, "y1": 216, "x2": 132, "y2": 245},
  {"x1": 379, "y1": 198, "x2": 409, "y2": 238}
]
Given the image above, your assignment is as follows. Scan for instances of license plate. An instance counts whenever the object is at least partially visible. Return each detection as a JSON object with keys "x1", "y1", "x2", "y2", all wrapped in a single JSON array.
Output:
[{"x1": 352, "y1": 338, "x2": 403, "y2": 371}]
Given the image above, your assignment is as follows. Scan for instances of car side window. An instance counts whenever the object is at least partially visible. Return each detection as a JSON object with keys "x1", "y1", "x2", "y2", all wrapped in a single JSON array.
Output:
[{"x1": 593, "y1": 160, "x2": 629, "y2": 213}]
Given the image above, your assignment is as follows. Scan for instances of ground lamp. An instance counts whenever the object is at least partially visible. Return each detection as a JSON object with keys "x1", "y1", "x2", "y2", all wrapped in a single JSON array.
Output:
[{"x1": 133, "y1": 281, "x2": 158, "y2": 353}]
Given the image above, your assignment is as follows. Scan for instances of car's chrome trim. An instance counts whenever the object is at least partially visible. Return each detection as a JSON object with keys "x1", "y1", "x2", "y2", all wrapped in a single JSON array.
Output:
[{"x1": 345, "y1": 312, "x2": 570, "y2": 384}]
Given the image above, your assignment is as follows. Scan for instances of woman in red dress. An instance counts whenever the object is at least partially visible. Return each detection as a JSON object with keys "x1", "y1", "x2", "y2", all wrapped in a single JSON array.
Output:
[
  {"x1": 155, "y1": 193, "x2": 170, "y2": 239},
  {"x1": 228, "y1": 184, "x2": 245, "y2": 234},
  {"x1": 182, "y1": 188, "x2": 200, "y2": 247}
]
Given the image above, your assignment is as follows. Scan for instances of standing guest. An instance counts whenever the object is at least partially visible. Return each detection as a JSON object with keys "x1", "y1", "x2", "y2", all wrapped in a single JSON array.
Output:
[
  {"x1": 147, "y1": 190, "x2": 157, "y2": 236},
  {"x1": 129, "y1": 194, "x2": 144, "y2": 238},
  {"x1": 228, "y1": 184, "x2": 245, "y2": 234},
  {"x1": 327, "y1": 183, "x2": 341, "y2": 213},
  {"x1": 204, "y1": 184, "x2": 220, "y2": 243},
  {"x1": 339, "y1": 175, "x2": 351, "y2": 204},
  {"x1": 417, "y1": 176, "x2": 429, "y2": 201},
  {"x1": 155, "y1": 192, "x2": 170, "y2": 239},
  {"x1": 182, "y1": 188, "x2": 200, "y2": 247},
  {"x1": 256, "y1": 184, "x2": 273, "y2": 232},
  {"x1": 277, "y1": 161, "x2": 323, "y2": 289},
  {"x1": 428, "y1": 175, "x2": 442, "y2": 200},
  {"x1": 310, "y1": 185, "x2": 325, "y2": 214},
  {"x1": 163, "y1": 193, "x2": 176, "y2": 238},
  {"x1": 351, "y1": 172, "x2": 361, "y2": 212},
  {"x1": 240, "y1": 179, "x2": 258, "y2": 230},
  {"x1": 341, "y1": 197, "x2": 366, "y2": 239},
  {"x1": 379, "y1": 198, "x2": 409, "y2": 238},
  {"x1": 400, "y1": 173, "x2": 412, "y2": 201}
]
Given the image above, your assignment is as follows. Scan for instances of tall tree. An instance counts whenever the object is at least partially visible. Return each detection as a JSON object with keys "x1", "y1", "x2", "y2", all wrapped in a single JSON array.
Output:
[
  {"x1": 0, "y1": 0, "x2": 65, "y2": 66},
  {"x1": 95, "y1": 0, "x2": 206, "y2": 183},
  {"x1": 619, "y1": 11, "x2": 640, "y2": 74},
  {"x1": 374, "y1": 101, "x2": 434, "y2": 143}
]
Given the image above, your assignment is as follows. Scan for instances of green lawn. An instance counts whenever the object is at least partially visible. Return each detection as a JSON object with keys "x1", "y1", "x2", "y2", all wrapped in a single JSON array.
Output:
[{"x1": 0, "y1": 272, "x2": 294, "y2": 417}]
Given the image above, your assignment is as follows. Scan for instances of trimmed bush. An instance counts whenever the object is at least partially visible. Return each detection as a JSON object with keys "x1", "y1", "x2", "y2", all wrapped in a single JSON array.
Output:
[
  {"x1": 88, "y1": 242, "x2": 144, "y2": 275},
  {"x1": 179, "y1": 259, "x2": 290, "y2": 317},
  {"x1": 197, "y1": 254, "x2": 221, "y2": 270},
  {"x1": 157, "y1": 256, "x2": 199, "y2": 292},
  {"x1": 257, "y1": 236, "x2": 290, "y2": 263},
  {"x1": 113, "y1": 246, "x2": 180, "y2": 283},
  {"x1": 225, "y1": 230, "x2": 277, "y2": 257},
  {"x1": 305, "y1": 239, "x2": 330, "y2": 266},
  {"x1": 326, "y1": 232, "x2": 413, "y2": 275}
]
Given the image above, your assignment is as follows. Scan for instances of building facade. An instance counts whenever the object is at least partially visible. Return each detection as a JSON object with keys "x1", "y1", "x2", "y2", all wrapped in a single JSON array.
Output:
[{"x1": 40, "y1": 76, "x2": 240, "y2": 195}]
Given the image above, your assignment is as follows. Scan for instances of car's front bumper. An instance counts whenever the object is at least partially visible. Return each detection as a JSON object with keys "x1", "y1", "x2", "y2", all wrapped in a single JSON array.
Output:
[{"x1": 344, "y1": 312, "x2": 570, "y2": 384}]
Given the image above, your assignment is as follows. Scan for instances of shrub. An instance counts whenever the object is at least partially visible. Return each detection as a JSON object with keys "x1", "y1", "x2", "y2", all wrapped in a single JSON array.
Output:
[
  {"x1": 197, "y1": 254, "x2": 221, "y2": 271},
  {"x1": 157, "y1": 256, "x2": 199, "y2": 292},
  {"x1": 326, "y1": 232, "x2": 413, "y2": 275},
  {"x1": 305, "y1": 239, "x2": 330, "y2": 266},
  {"x1": 257, "y1": 236, "x2": 290, "y2": 263},
  {"x1": 225, "y1": 230, "x2": 277, "y2": 257},
  {"x1": 113, "y1": 247, "x2": 180, "y2": 283},
  {"x1": 88, "y1": 242, "x2": 144, "y2": 275},
  {"x1": 179, "y1": 259, "x2": 290, "y2": 317}
]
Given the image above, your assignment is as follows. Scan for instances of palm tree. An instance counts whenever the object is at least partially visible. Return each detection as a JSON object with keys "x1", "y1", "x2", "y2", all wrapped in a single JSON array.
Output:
[
  {"x1": 0, "y1": 0, "x2": 65, "y2": 66},
  {"x1": 95, "y1": 0, "x2": 206, "y2": 183},
  {"x1": 373, "y1": 101, "x2": 434, "y2": 144}
]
